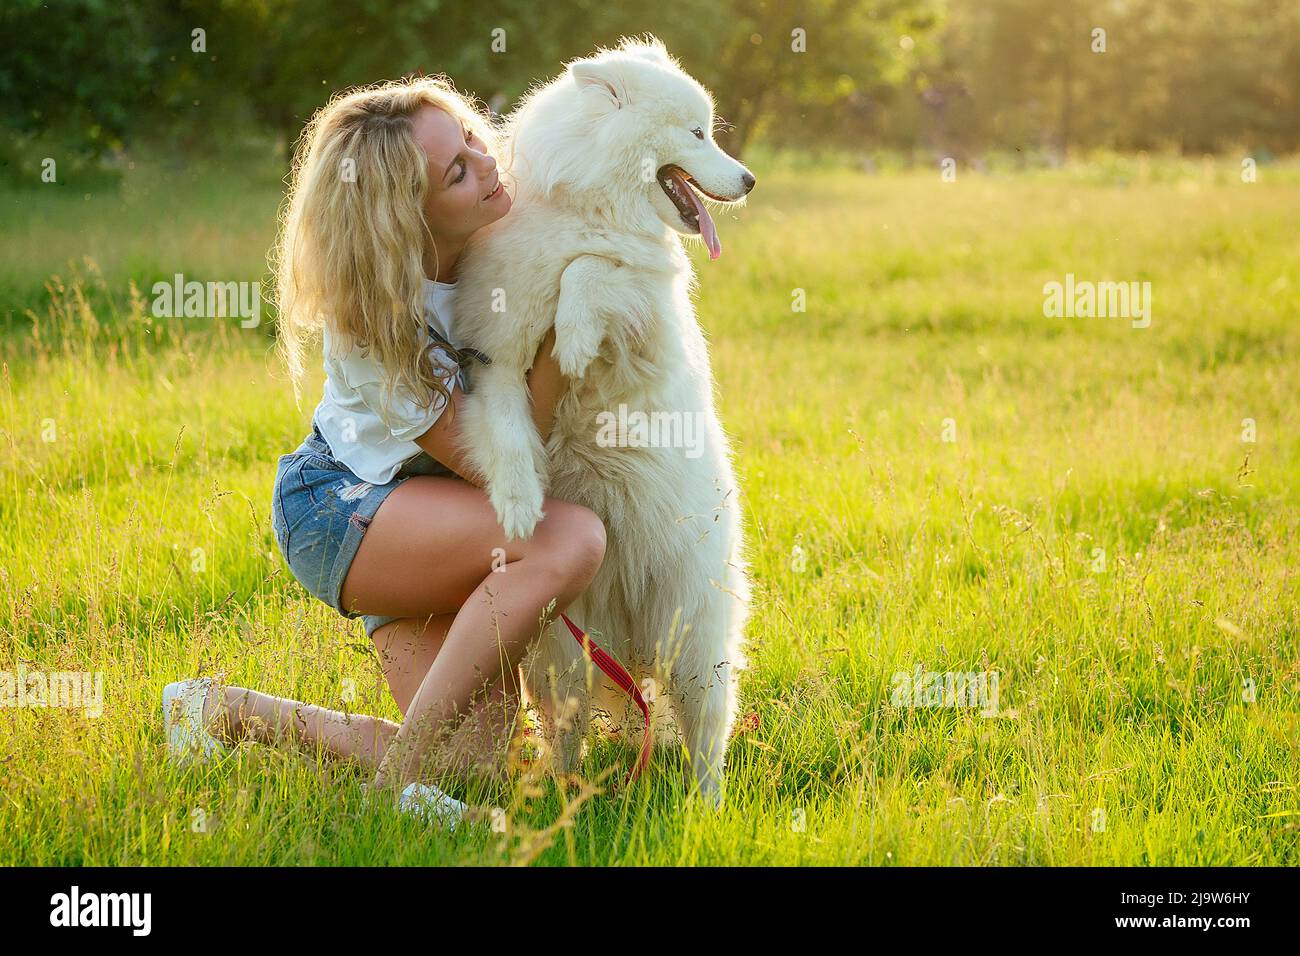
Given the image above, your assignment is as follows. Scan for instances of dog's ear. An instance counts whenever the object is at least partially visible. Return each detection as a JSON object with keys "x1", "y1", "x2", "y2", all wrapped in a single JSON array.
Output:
[
  {"x1": 618, "y1": 35, "x2": 671, "y2": 64},
  {"x1": 571, "y1": 61, "x2": 623, "y2": 111}
]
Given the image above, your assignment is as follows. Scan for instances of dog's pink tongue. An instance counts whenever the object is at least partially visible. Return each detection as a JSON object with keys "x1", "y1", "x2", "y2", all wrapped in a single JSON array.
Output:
[{"x1": 671, "y1": 169, "x2": 721, "y2": 260}]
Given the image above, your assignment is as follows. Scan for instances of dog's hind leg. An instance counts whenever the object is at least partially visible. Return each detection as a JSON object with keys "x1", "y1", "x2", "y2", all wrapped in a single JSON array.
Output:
[
  {"x1": 519, "y1": 624, "x2": 590, "y2": 776},
  {"x1": 663, "y1": 594, "x2": 742, "y2": 808}
]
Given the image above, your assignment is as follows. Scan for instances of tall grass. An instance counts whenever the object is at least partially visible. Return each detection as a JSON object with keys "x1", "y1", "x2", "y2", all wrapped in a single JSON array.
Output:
[{"x1": 1, "y1": 161, "x2": 1297, "y2": 864}]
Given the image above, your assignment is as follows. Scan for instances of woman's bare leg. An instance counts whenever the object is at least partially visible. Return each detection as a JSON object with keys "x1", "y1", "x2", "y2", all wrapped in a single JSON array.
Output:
[
  {"x1": 205, "y1": 476, "x2": 600, "y2": 782},
  {"x1": 337, "y1": 475, "x2": 605, "y2": 792},
  {"x1": 205, "y1": 613, "x2": 518, "y2": 775},
  {"x1": 208, "y1": 685, "x2": 399, "y2": 768},
  {"x1": 371, "y1": 614, "x2": 520, "y2": 779}
]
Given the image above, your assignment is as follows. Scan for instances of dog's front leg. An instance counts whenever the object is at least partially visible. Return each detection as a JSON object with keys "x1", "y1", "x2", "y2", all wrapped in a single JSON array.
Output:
[
  {"x1": 553, "y1": 256, "x2": 645, "y2": 378},
  {"x1": 459, "y1": 361, "x2": 547, "y2": 540}
]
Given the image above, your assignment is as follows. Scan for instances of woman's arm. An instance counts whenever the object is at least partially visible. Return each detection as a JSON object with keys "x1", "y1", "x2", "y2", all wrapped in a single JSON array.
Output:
[
  {"x1": 413, "y1": 328, "x2": 566, "y2": 486},
  {"x1": 523, "y1": 327, "x2": 566, "y2": 441}
]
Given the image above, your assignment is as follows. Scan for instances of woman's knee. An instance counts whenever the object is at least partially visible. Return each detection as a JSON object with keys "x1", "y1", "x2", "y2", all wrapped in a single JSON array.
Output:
[{"x1": 537, "y1": 500, "x2": 606, "y2": 588}]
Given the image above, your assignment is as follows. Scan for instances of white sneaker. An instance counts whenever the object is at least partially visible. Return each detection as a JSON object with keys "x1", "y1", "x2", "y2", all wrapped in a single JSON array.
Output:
[
  {"x1": 162, "y1": 678, "x2": 227, "y2": 763},
  {"x1": 398, "y1": 782, "x2": 469, "y2": 830}
]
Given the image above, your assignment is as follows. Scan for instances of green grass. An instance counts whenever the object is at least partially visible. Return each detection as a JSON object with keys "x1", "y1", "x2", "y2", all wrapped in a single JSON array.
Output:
[{"x1": 1, "y1": 158, "x2": 1298, "y2": 865}]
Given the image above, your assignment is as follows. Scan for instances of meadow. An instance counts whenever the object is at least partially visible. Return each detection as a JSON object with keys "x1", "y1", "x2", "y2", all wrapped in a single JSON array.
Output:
[{"x1": 1, "y1": 155, "x2": 1297, "y2": 865}]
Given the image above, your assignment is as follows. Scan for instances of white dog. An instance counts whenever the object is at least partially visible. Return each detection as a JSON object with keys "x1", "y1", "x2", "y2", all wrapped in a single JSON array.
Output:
[{"x1": 454, "y1": 37, "x2": 754, "y2": 804}]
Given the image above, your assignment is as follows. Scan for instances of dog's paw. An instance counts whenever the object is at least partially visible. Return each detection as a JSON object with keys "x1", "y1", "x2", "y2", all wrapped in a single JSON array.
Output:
[
  {"x1": 552, "y1": 318, "x2": 602, "y2": 379},
  {"x1": 500, "y1": 499, "x2": 543, "y2": 541},
  {"x1": 694, "y1": 774, "x2": 725, "y2": 810},
  {"x1": 491, "y1": 480, "x2": 545, "y2": 541},
  {"x1": 689, "y1": 757, "x2": 727, "y2": 810}
]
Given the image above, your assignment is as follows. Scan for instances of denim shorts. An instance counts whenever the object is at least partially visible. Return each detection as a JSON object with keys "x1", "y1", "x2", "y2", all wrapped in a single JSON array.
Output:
[{"x1": 270, "y1": 420, "x2": 454, "y2": 638}]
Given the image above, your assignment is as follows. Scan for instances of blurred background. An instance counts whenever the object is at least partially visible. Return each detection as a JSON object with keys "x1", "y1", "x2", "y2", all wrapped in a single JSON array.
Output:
[{"x1": 4, "y1": 0, "x2": 1298, "y2": 176}]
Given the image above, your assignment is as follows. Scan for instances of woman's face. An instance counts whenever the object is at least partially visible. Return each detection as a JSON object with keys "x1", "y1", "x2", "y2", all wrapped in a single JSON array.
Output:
[{"x1": 412, "y1": 105, "x2": 511, "y2": 244}]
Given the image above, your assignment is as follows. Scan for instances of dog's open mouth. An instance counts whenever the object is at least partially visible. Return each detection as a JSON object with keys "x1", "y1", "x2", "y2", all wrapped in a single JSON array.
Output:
[{"x1": 657, "y1": 165, "x2": 723, "y2": 260}]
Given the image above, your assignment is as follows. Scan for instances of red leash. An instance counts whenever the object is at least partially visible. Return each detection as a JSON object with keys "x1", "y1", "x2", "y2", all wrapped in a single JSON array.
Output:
[{"x1": 559, "y1": 612, "x2": 651, "y2": 784}]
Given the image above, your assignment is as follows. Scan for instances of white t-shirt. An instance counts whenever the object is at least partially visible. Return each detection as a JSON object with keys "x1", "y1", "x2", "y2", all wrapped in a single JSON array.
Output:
[{"x1": 313, "y1": 278, "x2": 464, "y2": 484}]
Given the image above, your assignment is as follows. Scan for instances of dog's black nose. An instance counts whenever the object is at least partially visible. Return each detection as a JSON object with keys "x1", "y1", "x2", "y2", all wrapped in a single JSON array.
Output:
[{"x1": 741, "y1": 171, "x2": 756, "y2": 193}]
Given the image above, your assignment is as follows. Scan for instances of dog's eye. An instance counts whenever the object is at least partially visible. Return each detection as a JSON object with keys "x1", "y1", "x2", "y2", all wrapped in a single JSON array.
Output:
[{"x1": 691, "y1": 127, "x2": 704, "y2": 140}]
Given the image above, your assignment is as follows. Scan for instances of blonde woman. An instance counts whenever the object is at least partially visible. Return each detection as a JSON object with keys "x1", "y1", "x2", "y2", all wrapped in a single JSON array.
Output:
[{"x1": 162, "y1": 77, "x2": 607, "y2": 826}]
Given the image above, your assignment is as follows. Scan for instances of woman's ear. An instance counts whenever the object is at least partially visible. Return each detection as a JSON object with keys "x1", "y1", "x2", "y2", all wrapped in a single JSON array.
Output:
[{"x1": 571, "y1": 61, "x2": 623, "y2": 112}]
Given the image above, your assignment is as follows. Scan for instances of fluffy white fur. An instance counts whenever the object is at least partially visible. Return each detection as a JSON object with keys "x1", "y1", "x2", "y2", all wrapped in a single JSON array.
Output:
[{"x1": 454, "y1": 37, "x2": 754, "y2": 804}]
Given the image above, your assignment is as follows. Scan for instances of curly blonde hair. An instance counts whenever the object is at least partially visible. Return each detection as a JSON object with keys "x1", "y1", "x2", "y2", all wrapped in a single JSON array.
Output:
[{"x1": 271, "y1": 75, "x2": 501, "y2": 415}]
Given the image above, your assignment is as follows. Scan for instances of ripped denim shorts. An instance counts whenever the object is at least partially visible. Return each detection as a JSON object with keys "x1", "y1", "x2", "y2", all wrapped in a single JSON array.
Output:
[{"x1": 270, "y1": 419, "x2": 453, "y2": 638}]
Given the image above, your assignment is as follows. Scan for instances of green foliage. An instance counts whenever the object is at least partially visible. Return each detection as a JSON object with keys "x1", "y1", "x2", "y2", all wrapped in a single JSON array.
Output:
[
  {"x1": 12, "y1": 0, "x2": 1297, "y2": 167},
  {"x1": 1, "y1": 0, "x2": 773, "y2": 158},
  {"x1": 899, "y1": 0, "x2": 1300, "y2": 157}
]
